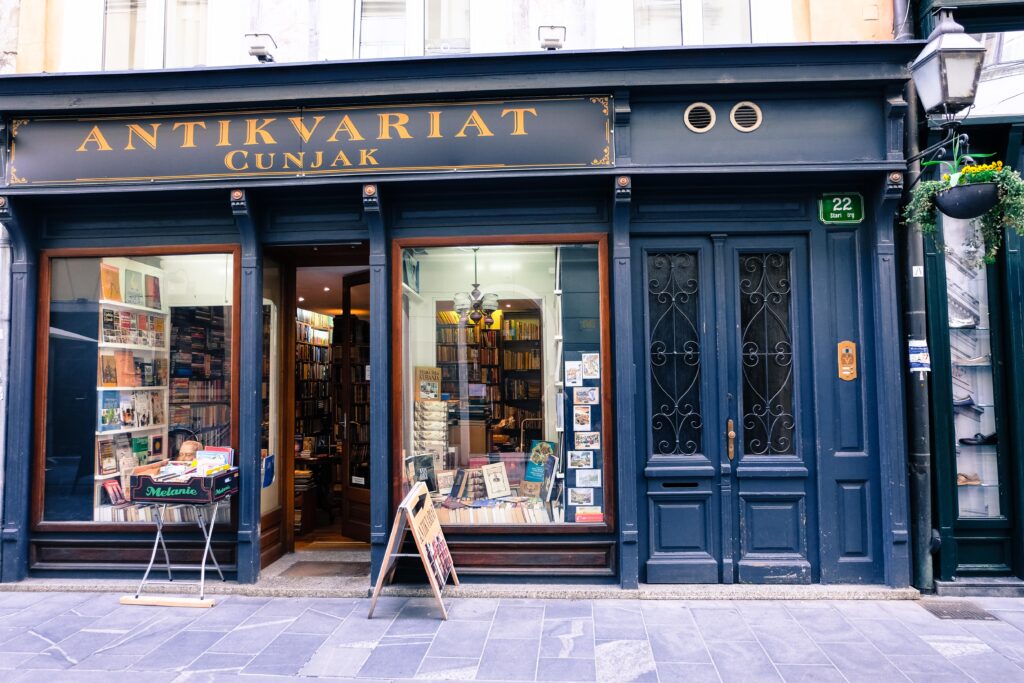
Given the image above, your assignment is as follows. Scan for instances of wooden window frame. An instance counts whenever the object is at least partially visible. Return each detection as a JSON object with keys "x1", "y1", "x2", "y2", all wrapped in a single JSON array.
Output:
[
  {"x1": 391, "y1": 233, "x2": 615, "y2": 535},
  {"x1": 32, "y1": 245, "x2": 242, "y2": 533}
]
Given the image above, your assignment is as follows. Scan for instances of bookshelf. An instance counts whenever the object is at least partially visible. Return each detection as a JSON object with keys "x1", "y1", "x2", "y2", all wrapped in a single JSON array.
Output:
[
  {"x1": 498, "y1": 311, "x2": 543, "y2": 450},
  {"x1": 295, "y1": 308, "x2": 333, "y2": 452},
  {"x1": 169, "y1": 306, "x2": 232, "y2": 455},
  {"x1": 94, "y1": 257, "x2": 170, "y2": 522}
]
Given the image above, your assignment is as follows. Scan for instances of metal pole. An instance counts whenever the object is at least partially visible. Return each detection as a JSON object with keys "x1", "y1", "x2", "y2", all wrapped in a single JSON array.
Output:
[{"x1": 894, "y1": 0, "x2": 934, "y2": 592}]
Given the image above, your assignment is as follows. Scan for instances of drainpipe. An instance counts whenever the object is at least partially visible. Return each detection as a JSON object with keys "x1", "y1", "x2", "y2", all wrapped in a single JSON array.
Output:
[
  {"x1": 894, "y1": 0, "x2": 934, "y2": 591},
  {"x1": 0, "y1": 225, "x2": 9, "y2": 579}
]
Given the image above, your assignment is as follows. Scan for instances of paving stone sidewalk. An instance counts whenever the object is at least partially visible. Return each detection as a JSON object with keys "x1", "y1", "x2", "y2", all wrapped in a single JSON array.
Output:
[{"x1": 0, "y1": 592, "x2": 1023, "y2": 682}]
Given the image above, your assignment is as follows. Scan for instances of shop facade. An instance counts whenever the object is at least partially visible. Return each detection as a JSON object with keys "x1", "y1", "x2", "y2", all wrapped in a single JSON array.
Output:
[{"x1": 0, "y1": 43, "x2": 920, "y2": 587}]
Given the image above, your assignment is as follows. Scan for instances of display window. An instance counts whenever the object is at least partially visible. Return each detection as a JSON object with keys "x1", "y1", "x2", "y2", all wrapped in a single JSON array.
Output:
[
  {"x1": 36, "y1": 250, "x2": 238, "y2": 526},
  {"x1": 395, "y1": 237, "x2": 611, "y2": 528},
  {"x1": 942, "y1": 219, "x2": 1005, "y2": 519}
]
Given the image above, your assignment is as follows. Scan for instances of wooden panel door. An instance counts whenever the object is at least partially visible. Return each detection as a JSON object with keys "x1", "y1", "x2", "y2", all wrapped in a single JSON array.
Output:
[{"x1": 340, "y1": 271, "x2": 371, "y2": 541}]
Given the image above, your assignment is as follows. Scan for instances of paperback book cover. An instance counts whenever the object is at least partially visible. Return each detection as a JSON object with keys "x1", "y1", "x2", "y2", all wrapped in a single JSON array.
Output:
[
  {"x1": 131, "y1": 436, "x2": 150, "y2": 464},
  {"x1": 144, "y1": 274, "x2": 162, "y2": 310},
  {"x1": 100, "y1": 263, "x2": 122, "y2": 302},
  {"x1": 150, "y1": 392, "x2": 165, "y2": 425},
  {"x1": 523, "y1": 440, "x2": 555, "y2": 498},
  {"x1": 124, "y1": 269, "x2": 145, "y2": 306},
  {"x1": 119, "y1": 394, "x2": 135, "y2": 428},
  {"x1": 98, "y1": 391, "x2": 120, "y2": 431},
  {"x1": 96, "y1": 438, "x2": 117, "y2": 475},
  {"x1": 481, "y1": 462, "x2": 512, "y2": 498},
  {"x1": 98, "y1": 355, "x2": 117, "y2": 387}
]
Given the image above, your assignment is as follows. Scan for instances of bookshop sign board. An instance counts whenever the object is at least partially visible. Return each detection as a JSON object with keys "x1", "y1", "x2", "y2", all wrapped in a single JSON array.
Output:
[
  {"x1": 6, "y1": 97, "x2": 613, "y2": 186},
  {"x1": 369, "y1": 482, "x2": 458, "y2": 620}
]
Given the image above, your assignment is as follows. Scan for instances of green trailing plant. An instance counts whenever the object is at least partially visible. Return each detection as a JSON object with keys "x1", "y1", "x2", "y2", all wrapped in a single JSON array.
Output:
[{"x1": 904, "y1": 136, "x2": 1024, "y2": 265}]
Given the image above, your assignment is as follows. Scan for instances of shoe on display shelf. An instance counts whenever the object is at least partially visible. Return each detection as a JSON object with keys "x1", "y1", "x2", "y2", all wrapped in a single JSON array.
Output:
[
  {"x1": 952, "y1": 393, "x2": 976, "y2": 408},
  {"x1": 956, "y1": 472, "x2": 982, "y2": 486},
  {"x1": 958, "y1": 432, "x2": 998, "y2": 446},
  {"x1": 953, "y1": 355, "x2": 991, "y2": 367}
]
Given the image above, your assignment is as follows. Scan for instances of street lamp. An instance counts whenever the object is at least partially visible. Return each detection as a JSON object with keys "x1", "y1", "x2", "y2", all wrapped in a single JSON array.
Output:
[{"x1": 910, "y1": 8, "x2": 986, "y2": 117}]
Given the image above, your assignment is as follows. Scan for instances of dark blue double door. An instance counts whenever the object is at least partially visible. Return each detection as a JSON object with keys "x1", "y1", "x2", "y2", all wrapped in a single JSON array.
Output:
[{"x1": 636, "y1": 234, "x2": 819, "y2": 583}]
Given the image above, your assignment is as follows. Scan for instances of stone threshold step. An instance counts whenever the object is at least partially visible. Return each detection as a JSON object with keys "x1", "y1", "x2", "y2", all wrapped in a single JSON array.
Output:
[
  {"x1": 935, "y1": 577, "x2": 1024, "y2": 598},
  {"x1": 0, "y1": 578, "x2": 919, "y2": 600}
]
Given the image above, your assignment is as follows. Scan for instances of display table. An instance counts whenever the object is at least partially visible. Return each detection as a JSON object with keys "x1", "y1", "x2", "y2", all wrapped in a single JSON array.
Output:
[{"x1": 120, "y1": 467, "x2": 238, "y2": 608}]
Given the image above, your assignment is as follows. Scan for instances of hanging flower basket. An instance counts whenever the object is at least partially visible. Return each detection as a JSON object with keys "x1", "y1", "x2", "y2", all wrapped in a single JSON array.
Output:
[
  {"x1": 905, "y1": 157, "x2": 1024, "y2": 265},
  {"x1": 934, "y1": 181, "x2": 999, "y2": 219}
]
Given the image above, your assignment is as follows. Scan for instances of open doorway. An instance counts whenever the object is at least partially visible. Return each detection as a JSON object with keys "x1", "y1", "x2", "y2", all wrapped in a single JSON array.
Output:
[{"x1": 259, "y1": 243, "x2": 372, "y2": 584}]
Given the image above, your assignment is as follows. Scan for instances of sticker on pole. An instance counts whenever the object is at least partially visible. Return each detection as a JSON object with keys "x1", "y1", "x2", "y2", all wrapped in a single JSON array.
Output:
[
  {"x1": 908, "y1": 338, "x2": 931, "y2": 373},
  {"x1": 819, "y1": 192, "x2": 865, "y2": 224}
]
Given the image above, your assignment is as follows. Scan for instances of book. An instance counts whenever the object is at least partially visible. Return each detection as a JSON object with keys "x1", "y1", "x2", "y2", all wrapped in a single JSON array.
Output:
[
  {"x1": 131, "y1": 435, "x2": 150, "y2": 463},
  {"x1": 150, "y1": 392, "x2": 165, "y2": 426},
  {"x1": 98, "y1": 390, "x2": 121, "y2": 431},
  {"x1": 481, "y1": 462, "x2": 512, "y2": 498},
  {"x1": 133, "y1": 391, "x2": 151, "y2": 427},
  {"x1": 415, "y1": 366, "x2": 442, "y2": 400},
  {"x1": 541, "y1": 453, "x2": 560, "y2": 501},
  {"x1": 408, "y1": 453, "x2": 437, "y2": 491},
  {"x1": 449, "y1": 468, "x2": 467, "y2": 499},
  {"x1": 144, "y1": 274, "x2": 161, "y2": 310},
  {"x1": 102, "y1": 479, "x2": 128, "y2": 506},
  {"x1": 124, "y1": 269, "x2": 144, "y2": 306},
  {"x1": 97, "y1": 438, "x2": 117, "y2": 475},
  {"x1": 151, "y1": 435, "x2": 164, "y2": 459},
  {"x1": 100, "y1": 263, "x2": 121, "y2": 301},
  {"x1": 522, "y1": 440, "x2": 555, "y2": 498},
  {"x1": 114, "y1": 351, "x2": 137, "y2": 387},
  {"x1": 98, "y1": 355, "x2": 118, "y2": 387}
]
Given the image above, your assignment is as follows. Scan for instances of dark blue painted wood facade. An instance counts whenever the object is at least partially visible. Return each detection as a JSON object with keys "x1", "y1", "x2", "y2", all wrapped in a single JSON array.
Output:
[{"x1": 0, "y1": 43, "x2": 920, "y2": 586}]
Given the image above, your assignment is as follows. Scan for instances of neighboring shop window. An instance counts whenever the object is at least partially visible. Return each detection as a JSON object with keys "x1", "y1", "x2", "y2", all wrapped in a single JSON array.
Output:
[
  {"x1": 944, "y1": 219, "x2": 1002, "y2": 518},
  {"x1": 425, "y1": 0, "x2": 470, "y2": 54},
  {"x1": 41, "y1": 253, "x2": 234, "y2": 523},
  {"x1": 359, "y1": 0, "x2": 407, "y2": 58},
  {"x1": 399, "y1": 242, "x2": 608, "y2": 526}
]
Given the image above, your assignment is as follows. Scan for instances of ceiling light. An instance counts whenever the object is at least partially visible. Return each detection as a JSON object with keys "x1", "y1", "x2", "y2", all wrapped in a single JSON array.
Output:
[
  {"x1": 323, "y1": 287, "x2": 330, "y2": 292},
  {"x1": 298, "y1": 297, "x2": 305, "y2": 302}
]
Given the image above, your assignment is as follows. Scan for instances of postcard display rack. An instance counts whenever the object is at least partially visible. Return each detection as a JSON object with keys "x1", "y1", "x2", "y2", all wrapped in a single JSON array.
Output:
[
  {"x1": 562, "y1": 351, "x2": 605, "y2": 523},
  {"x1": 95, "y1": 257, "x2": 172, "y2": 522}
]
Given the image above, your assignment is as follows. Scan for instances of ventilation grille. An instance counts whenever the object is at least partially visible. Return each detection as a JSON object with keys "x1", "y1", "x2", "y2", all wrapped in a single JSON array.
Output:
[
  {"x1": 731, "y1": 102, "x2": 762, "y2": 132},
  {"x1": 684, "y1": 103, "x2": 716, "y2": 133},
  {"x1": 920, "y1": 600, "x2": 999, "y2": 621}
]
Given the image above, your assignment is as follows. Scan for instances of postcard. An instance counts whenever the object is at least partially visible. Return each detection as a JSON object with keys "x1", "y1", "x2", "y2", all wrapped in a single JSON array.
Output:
[
  {"x1": 575, "y1": 431, "x2": 601, "y2": 450},
  {"x1": 568, "y1": 488, "x2": 594, "y2": 506},
  {"x1": 573, "y1": 405, "x2": 592, "y2": 431},
  {"x1": 573, "y1": 387, "x2": 599, "y2": 405},
  {"x1": 564, "y1": 361, "x2": 583, "y2": 387},
  {"x1": 568, "y1": 451, "x2": 593, "y2": 468},
  {"x1": 582, "y1": 353, "x2": 600, "y2": 379},
  {"x1": 575, "y1": 469, "x2": 602, "y2": 487}
]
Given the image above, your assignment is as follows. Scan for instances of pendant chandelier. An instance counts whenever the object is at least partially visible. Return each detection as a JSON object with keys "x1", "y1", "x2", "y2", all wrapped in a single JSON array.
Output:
[{"x1": 454, "y1": 248, "x2": 499, "y2": 326}]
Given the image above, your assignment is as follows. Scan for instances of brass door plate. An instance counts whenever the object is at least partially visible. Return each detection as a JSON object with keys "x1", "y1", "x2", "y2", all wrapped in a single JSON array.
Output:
[{"x1": 838, "y1": 340, "x2": 857, "y2": 381}]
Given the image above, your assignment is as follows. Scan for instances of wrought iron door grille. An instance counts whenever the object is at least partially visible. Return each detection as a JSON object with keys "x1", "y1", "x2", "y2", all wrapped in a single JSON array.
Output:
[
  {"x1": 647, "y1": 252, "x2": 703, "y2": 455},
  {"x1": 738, "y1": 252, "x2": 795, "y2": 456}
]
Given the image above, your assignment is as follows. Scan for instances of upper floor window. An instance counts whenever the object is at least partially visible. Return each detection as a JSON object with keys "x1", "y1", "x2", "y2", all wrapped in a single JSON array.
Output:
[
  {"x1": 426, "y1": 0, "x2": 471, "y2": 54},
  {"x1": 103, "y1": 0, "x2": 208, "y2": 70},
  {"x1": 982, "y1": 32, "x2": 1024, "y2": 66},
  {"x1": 634, "y1": 0, "x2": 756, "y2": 47},
  {"x1": 359, "y1": 0, "x2": 407, "y2": 58}
]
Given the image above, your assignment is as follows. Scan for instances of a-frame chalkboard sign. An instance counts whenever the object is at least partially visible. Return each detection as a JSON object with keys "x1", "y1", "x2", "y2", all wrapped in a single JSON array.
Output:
[{"x1": 368, "y1": 482, "x2": 459, "y2": 620}]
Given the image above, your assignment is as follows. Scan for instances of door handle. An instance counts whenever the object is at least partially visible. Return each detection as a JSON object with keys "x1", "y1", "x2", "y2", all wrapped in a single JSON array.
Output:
[{"x1": 727, "y1": 419, "x2": 736, "y2": 461}]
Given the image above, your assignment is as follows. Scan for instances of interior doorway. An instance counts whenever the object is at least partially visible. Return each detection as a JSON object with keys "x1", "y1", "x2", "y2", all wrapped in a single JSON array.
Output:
[{"x1": 259, "y1": 243, "x2": 372, "y2": 583}]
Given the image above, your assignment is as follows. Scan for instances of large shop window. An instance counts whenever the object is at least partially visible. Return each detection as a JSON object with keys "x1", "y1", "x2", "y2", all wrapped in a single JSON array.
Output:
[
  {"x1": 41, "y1": 253, "x2": 234, "y2": 524},
  {"x1": 399, "y1": 242, "x2": 609, "y2": 527}
]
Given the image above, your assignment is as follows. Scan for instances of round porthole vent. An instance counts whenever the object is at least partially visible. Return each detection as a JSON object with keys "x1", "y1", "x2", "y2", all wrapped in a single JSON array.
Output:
[
  {"x1": 683, "y1": 102, "x2": 716, "y2": 133},
  {"x1": 730, "y1": 101, "x2": 762, "y2": 133}
]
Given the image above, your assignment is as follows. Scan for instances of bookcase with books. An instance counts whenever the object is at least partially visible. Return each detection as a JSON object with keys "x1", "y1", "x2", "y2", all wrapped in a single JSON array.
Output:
[
  {"x1": 498, "y1": 311, "x2": 543, "y2": 450},
  {"x1": 168, "y1": 305, "x2": 232, "y2": 455},
  {"x1": 94, "y1": 257, "x2": 170, "y2": 522},
  {"x1": 295, "y1": 309, "x2": 333, "y2": 452},
  {"x1": 435, "y1": 310, "x2": 502, "y2": 415},
  {"x1": 334, "y1": 314, "x2": 370, "y2": 485}
]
